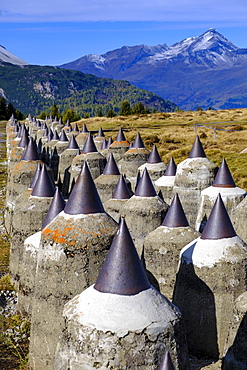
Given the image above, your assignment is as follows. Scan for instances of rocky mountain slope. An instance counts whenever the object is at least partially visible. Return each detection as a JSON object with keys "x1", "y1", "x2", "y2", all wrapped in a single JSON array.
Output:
[{"x1": 60, "y1": 29, "x2": 247, "y2": 110}]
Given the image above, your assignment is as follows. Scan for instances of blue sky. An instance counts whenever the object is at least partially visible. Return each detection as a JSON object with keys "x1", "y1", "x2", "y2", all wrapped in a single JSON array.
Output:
[{"x1": 1, "y1": 0, "x2": 247, "y2": 65}]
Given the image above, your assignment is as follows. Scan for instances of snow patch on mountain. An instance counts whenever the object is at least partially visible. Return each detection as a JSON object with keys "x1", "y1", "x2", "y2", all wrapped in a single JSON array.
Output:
[{"x1": 0, "y1": 45, "x2": 28, "y2": 66}]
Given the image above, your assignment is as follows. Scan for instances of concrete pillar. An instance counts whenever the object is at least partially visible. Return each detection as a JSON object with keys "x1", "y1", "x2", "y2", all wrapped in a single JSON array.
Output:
[
  {"x1": 138, "y1": 144, "x2": 167, "y2": 181},
  {"x1": 195, "y1": 158, "x2": 246, "y2": 232},
  {"x1": 144, "y1": 194, "x2": 200, "y2": 300},
  {"x1": 28, "y1": 162, "x2": 117, "y2": 370},
  {"x1": 54, "y1": 218, "x2": 189, "y2": 370},
  {"x1": 173, "y1": 136, "x2": 218, "y2": 226},
  {"x1": 173, "y1": 194, "x2": 247, "y2": 361},
  {"x1": 103, "y1": 174, "x2": 133, "y2": 222},
  {"x1": 108, "y1": 128, "x2": 130, "y2": 163},
  {"x1": 18, "y1": 188, "x2": 66, "y2": 318},
  {"x1": 121, "y1": 168, "x2": 168, "y2": 255},
  {"x1": 118, "y1": 132, "x2": 150, "y2": 189},
  {"x1": 155, "y1": 157, "x2": 177, "y2": 205}
]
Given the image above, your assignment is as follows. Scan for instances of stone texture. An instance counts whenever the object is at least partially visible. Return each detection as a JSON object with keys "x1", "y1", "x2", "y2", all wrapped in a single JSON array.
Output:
[{"x1": 28, "y1": 212, "x2": 118, "y2": 370}]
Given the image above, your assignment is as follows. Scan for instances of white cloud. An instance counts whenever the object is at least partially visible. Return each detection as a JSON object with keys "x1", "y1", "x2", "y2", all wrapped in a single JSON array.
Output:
[{"x1": 1, "y1": 0, "x2": 247, "y2": 23}]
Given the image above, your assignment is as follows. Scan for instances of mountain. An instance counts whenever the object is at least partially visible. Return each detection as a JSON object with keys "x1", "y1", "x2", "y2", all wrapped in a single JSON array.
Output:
[
  {"x1": 0, "y1": 45, "x2": 28, "y2": 66},
  {"x1": 0, "y1": 62, "x2": 177, "y2": 116},
  {"x1": 60, "y1": 29, "x2": 247, "y2": 110}
]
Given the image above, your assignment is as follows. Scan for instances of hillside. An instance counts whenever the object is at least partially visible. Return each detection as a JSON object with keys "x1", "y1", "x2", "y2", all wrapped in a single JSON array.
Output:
[
  {"x1": 60, "y1": 29, "x2": 247, "y2": 111},
  {"x1": 0, "y1": 63, "x2": 177, "y2": 116}
]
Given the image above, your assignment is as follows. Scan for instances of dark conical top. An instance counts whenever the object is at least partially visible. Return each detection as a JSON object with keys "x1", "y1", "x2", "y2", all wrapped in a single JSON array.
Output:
[
  {"x1": 64, "y1": 161, "x2": 104, "y2": 215},
  {"x1": 94, "y1": 218, "x2": 150, "y2": 295},
  {"x1": 112, "y1": 175, "x2": 132, "y2": 200},
  {"x1": 21, "y1": 137, "x2": 40, "y2": 161},
  {"x1": 97, "y1": 127, "x2": 105, "y2": 137},
  {"x1": 18, "y1": 128, "x2": 29, "y2": 148},
  {"x1": 29, "y1": 162, "x2": 42, "y2": 189},
  {"x1": 135, "y1": 168, "x2": 156, "y2": 197},
  {"x1": 67, "y1": 134, "x2": 79, "y2": 150},
  {"x1": 147, "y1": 144, "x2": 162, "y2": 163},
  {"x1": 157, "y1": 351, "x2": 175, "y2": 370},
  {"x1": 201, "y1": 193, "x2": 236, "y2": 240},
  {"x1": 82, "y1": 133, "x2": 98, "y2": 153},
  {"x1": 31, "y1": 164, "x2": 55, "y2": 197},
  {"x1": 81, "y1": 123, "x2": 89, "y2": 133},
  {"x1": 47, "y1": 129, "x2": 53, "y2": 142},
  {"x1": 42, "y1": 187, "x2": 66, "y2": 229},
  {"x1": 17, "y1": 124, "x2": 24, "y2": 138},
  {"x1": 107, "y1": 137, "x2": 113, "y2": 148},
  {"x1": 101, "y1": 138, "x2": 108, "y2": 150},
  {"x1": 212, "y1": 158, "x2": 235, "y2": 188},
  {"x1": 59, "y1": 130, "x2": 69, "y2": 142},
  {"x1": 164, "y1": 157, "x2": 177, "y2": 176},
  {"x1": 72, "y1": 123, "x2": 79, "y2": 132},
  {"x1": 65, "y1": 119, "x2": 71, "y2": 128},
  {"x1": 103, "y1": 153, "x2": 120, "y2": 175},
  {"x1": 132, "y1": 132, "x2": 145, "y2": 149},
  {"x1": 43, "y1": 128, "x2": 49, "y2": 137},
  {"x1": 52, "y1": 130, "x2": 60, "y2": 141},
  {"x1": 162, "y1": 193, "x2": 189, "y2": 227},
  {"x1": 188, "y1": 136, "x2": 206, "y2": 158},
  {"x1": 115, "y1": 128, "x2": 127, "y2": 142}
]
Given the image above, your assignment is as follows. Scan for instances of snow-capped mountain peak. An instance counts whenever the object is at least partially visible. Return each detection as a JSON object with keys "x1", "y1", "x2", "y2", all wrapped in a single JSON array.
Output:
[{"x1": 0, "y1": 45, "x2": 28, "y2": 66}]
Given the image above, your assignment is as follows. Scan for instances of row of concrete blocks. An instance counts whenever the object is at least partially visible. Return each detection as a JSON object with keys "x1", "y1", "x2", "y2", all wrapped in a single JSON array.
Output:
[{"x1": 4, "y1": 115, "x2": 247, "y2": 369}]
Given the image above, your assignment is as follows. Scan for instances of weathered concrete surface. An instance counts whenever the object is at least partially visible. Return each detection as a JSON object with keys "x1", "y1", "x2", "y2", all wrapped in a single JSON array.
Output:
[
  {"x1": 9, "y1": 193, "x2": 53, "y2": 287},
  {"x1": 54, "y1": 286, "x2": 189, "y2": 369},
  {"x1": 223, "y1": 292, "x2": 247, "y2": 370},
  {"x1": 173, "y1": 236, "x2": 247, "y2": 360},
  {"x1": 138, "y1": 161, "x2": 167, "y2": 182},
  {"x1": 231, "y1": 196, "x2": 247, "y2": 244},
  {"x1": 173, "y1": 158, "x2": 218, "y2": 226},
  {"x1": 144, "y1": 226, "x2": 200, "y2": 301},
  {"x1": 17, "y1": 231, "x2": 42, "y2": 317},
  {"x1": 71, "y1": 152, "x2": 106, "y2": 181},
  {"x1": 95, "y1": 174, "x2": 121, "y2": 203},
  {"x1": 121, "y1": 195, "x2": 168, "y2": 255},
  {"x1": 28, "y1": 212, "x2": 118, "y2": 370},
  {"x1": 195, "y1": 186, "x2": 246, "y2": 232},
  {"x1": 155, "y1": 175, "x2": 176, "y2": 205},
  {"x1": 108, "y1": 140, "x2": 130, "y2": 163},
  {"x1": 118, "y1": 148, "x2": 150, "y2": 188},
  {"x1": 103, "y1": 198, "x2": 129, "y2": 223}
]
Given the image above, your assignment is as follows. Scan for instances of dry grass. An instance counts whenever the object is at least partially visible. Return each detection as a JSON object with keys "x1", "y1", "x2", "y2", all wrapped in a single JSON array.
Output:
[{"x1": 77, "y1": 108, "x2": 247, "y2": 190}]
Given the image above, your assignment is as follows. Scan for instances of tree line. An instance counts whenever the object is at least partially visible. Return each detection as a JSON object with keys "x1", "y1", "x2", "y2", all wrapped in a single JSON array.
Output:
[
  {"x1": 0, "y1": 97, "x2": 25, "y2": 121},
  {"x1": 38, "y1": 100, "x2": 153, "y2": 122}
]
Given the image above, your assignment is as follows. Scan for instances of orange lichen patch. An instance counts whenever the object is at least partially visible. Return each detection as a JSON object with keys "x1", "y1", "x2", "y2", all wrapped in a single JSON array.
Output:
[
  {"x1": 110, "y1": 141, "x2": 129, "y2": 147},
  {"x1": 42, "y1": 226, "x2": 73, "y2": 243},
  {"x1": 126, "y1": 148, "x2": 149, "y2": 154}
]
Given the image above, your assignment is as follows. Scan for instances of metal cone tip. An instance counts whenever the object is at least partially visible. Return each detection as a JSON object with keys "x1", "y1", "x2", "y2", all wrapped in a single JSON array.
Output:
[
  {"x1": 29, "y1": 162, "x2": 42, "y2": 189},
  {"x1": 31, "y1": 164, "x2": 55, "y2": 197},
  {"x1": 164, "y1": 157, "x2": 177, "y2": 176},
  {"x1": 67, "y1": 134, "x2": 79, "y2": 150},
  {"x1": 132, "y1": 132, "x2": 145, "y2": 149},
  {"x1": 18, "y1": 129, "x2": 29, "y2": 148},
  {"x1": 162, "y1": 193, "x2": 189, "y2": 227},
  {"x1": 97, "y1": 127, "x2": 105, "y2": 137},
  {"x1": 115, "y1": 128, "x2": 127, "y2": 142},
  {"x1": 64, "y1": 161, "x2": 104, "y2": 215},
  {"x1": 157, "y1": 351, "x2": 175, "y2": 370},
  {"x1": 42, "y1": 187, "x2": 66, "y2": 229},
  {"x1": 112, "y1": 175, "x2": 132, "y2": 199},
  {"x1": 59, "y1": 130, "x2": 69, "y2": 142},
  {"x1": 201, "y1": 193, "x2": 236, "y2": 240},
  {"x1": 21, "y1": 137, "x2": 40, "y2": 161},
  {"x1": 135, "y1": 168, "x2": 156, "y2": 197},
  {"x1": 103, "y1": 153, "x2": 120, "y2": 175},
  {"x1": 147, "y1": 144, "x2": 162, "y2": 163},
  {"x1": 81, "y1": 123, "x2": 89, "y2": 133},
  {"x1": 188, "y1": 135, "x2": 206, "y2": 158},
  {"x1": 101, "y1": 138, "x2": 108, "y2": 150},
  {"x1": 72, "y1": 123, "x2": 79, "y2": 132},
  {"x1": 107, "y1": 137, "x2": 113, "y2": 148},
  {"x1": 53, "y1": 130, "x2": 60, "y2": 141},
  {"x1": 82, "y1": 133, "x2": 98, "y2": 153},
  {"x1": 94, "y1": 218, "x2": 150, "y2": 295},
  {"x1": 212, "y1": 158, "x2": 235, "y2": 188}
]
